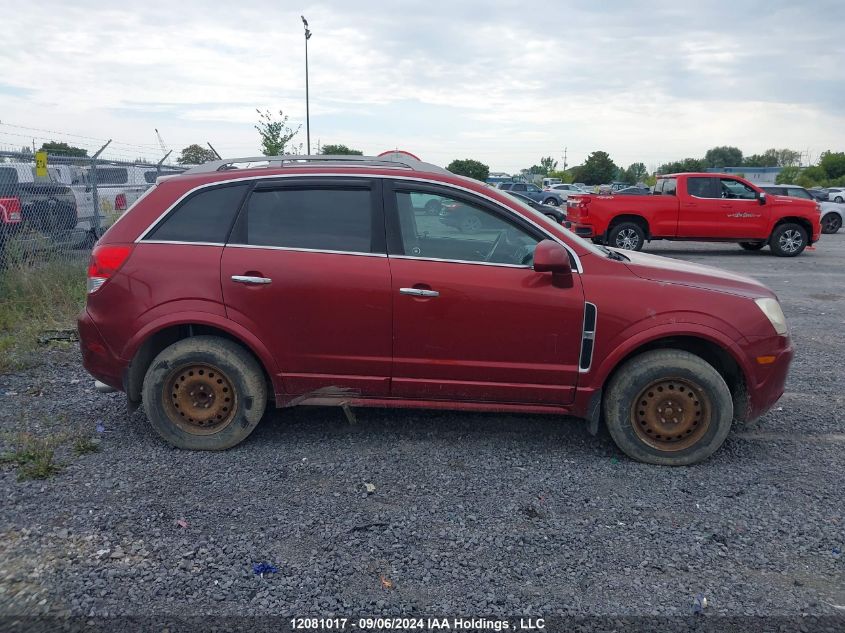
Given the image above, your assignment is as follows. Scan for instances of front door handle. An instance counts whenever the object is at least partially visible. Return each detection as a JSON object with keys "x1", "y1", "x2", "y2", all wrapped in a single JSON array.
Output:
[
  {"x1": 231, "y1": 275, "x2": 272, "y2": 285},
  {"x1": 400, "y1": 287, "x2": 439, "y2": 298}
]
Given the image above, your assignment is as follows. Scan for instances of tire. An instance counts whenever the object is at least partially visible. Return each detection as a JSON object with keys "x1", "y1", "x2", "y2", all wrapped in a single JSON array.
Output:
[
  {"x1": 834, "y1": 196, "x2": 844, "y2": 203},
  {"x1": 821, "y1": 212, "x2": 842, "y2": 234},
  {"x1": 739, "y1": 241, "x2": 766, "y2": 251},
  {"x1": 769, "y1": 223, "x2": 808, "y2": 257},
  {"x1": 603, "y1": 349, "x2": 733, "y2": 466},
  {"x1": 608, "y1": 221, "x2": 646, "y2": 251},
  {"x1": 424, "y1": 199, "x2": 443, "y2": 215},
  {"x1": 542, "y1": 197, "x2": 560, "y2": 207},
  {"x1": 544, "y1": 213, "x2": 560, "y2": 224},
  {"x1": 142, "y1": 336, "x2": 267, "y2": 450}
]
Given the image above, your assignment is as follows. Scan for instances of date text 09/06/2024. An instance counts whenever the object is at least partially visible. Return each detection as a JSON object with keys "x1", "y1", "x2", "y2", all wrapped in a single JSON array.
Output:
[{"x1": 290, "y1": 617, "x2": 546, "y2": 630}]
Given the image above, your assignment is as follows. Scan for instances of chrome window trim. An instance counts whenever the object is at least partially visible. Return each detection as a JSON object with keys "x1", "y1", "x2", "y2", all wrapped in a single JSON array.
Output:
[
  {"x1": 134, "y1": 172, "x2": 583, "y2": 272},
  {"x1": 141, "y1": 240, "x2": 226, "y2": 247},
  {"x1": 225, "y1": 244, "x2": 386, "y2": 258},
  {"x1": 390, "y1": 254, "x2": 530, "y2": 269}
]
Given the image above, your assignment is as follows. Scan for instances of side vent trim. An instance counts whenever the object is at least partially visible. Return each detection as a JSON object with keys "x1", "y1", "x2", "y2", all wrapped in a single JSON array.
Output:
[{"x1": 579, "y1": 302, "x2": 597, "y2": 372}]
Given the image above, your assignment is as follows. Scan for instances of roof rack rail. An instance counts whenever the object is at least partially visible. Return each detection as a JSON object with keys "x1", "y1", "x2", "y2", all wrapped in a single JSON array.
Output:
[{"x1": 182, "y1": 154, "x2": 450, "y2": 176}]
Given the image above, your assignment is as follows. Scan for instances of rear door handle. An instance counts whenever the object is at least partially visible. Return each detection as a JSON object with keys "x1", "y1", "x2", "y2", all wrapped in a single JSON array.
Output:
[
  {"x1": 400, "y1": 287, "x2": 439, "y2": 298},
  {"x1": 231, "y1": 275, "x2": 272, "y2": 285}
]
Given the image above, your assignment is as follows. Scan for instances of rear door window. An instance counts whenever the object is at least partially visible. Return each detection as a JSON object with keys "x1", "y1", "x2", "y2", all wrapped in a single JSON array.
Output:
[
  {"x1": 686, "y1": 177, "x2": 721, "y2": 198},
  {"x1": 94, "y1": 167, "x2": 129, "y2": 185},
  {"x1": 145, "y1": 183, "x2": 249, "y2": 243},
  {"x1": 785, "y1": 188, "x2": 812, "y2": 199},
  {"x1": 237, "y1": 185, "x2": 376, "y2": 253},
  {"x1": 655, "y1": 178, "x2": 677, "y2": 196}
]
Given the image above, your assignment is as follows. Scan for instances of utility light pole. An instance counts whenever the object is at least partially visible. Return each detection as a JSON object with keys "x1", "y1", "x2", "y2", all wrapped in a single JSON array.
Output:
[{"x1": 301, "y1": 15, "x2": 312, "y2": 155}]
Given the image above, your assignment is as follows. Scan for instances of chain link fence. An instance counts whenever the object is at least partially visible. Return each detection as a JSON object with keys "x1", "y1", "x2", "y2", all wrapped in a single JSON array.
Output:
[{"x1": 0, "y1": 150, "x2": 185, "y2": 271}]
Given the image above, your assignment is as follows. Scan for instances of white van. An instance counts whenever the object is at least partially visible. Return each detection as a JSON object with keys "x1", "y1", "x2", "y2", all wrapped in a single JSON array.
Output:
[{"x1": 542, "y1": 177, "x2": 562, "y2": 189}]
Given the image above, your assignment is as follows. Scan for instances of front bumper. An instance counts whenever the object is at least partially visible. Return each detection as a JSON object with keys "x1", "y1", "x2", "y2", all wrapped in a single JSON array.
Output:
[
  {"x1": 77, "y1": 309, "x2": 125, "y2": 391},
  {"x1": 743, "y1": 336, "x2": 794, "y2": 421}
]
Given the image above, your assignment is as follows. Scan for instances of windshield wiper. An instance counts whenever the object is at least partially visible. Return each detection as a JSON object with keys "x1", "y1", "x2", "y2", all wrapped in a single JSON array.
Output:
[{"x1": 598, "y1": 245, "x2": 628, "y2": 261}]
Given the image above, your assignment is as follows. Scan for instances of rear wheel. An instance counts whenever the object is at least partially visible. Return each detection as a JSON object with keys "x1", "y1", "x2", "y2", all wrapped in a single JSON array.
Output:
[
  {"x1": 821, "y1": 212, "x2": 842, "y2": 234},
  {"x1": 769, "y1": 223, "x2": 808, "y2": 257},
  {"x1": 608, "y1": 221, "x2": 646, "y2": 251},
  {"x1": 142, "y1": 336, "x2": 267, "y2": 450},
  {"x1": 603, "y1": 349, "x2": 733, "y2": 465},
  {"x1": 834, "y1": 196, "x2": 844, "y2": 203},
  {"x1": 542, "y1": 197, "x2": 560, "y2": 206},
  {"x1": 739, "y1": 241, "x2": 766, "y2": 251}
]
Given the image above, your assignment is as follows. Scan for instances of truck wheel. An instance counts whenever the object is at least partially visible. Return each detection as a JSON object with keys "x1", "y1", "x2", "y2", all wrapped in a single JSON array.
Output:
[
  {"x1": 142, "y1": 336, "x2": 267, "y2": 450},
  {"x1": 821, "y1": 212, "x2": 842, "y2": 234},
  {"x1": 769, "y1": 223, "x2": 808, "y2": 257},
  {"x1": 603, "y1": 349, "x2": 733, "y2": 466},
  {"x1": 608, "y1": 222, "x2": 645, "y2": 251},
  {"x1": 739, "y1": 241, "x2": 765, "y2": 251}
]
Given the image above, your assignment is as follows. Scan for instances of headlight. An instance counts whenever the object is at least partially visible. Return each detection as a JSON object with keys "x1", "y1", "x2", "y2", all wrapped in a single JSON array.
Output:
[{"x1": 754, "y1": 298, "x2": 788, "y2": 335}]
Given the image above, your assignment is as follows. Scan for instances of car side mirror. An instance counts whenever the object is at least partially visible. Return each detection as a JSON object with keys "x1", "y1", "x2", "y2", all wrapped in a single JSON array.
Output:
[
  {"x1": 533, "y1": 239, "x2": 572, "y2": 276},
  {"x1": 757, "y1": 191, "x2": 767, "y2": 205}
]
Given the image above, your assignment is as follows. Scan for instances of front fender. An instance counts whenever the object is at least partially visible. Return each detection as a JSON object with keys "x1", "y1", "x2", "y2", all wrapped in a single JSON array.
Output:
[{"x1": 586, "y1": 317, "x2": 753, "y2": 393}]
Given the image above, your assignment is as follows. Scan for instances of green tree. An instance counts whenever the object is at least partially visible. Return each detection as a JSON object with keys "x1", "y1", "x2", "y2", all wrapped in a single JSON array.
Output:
[
  {"x1": 775, "y1": 166, "x2": 802, "y2": 185},
  {"x1": 255, "y1": 108, "x2": 301, "y2": 156},
  {"x1": 446, "y1": 158, "x2": 490, "y2": 181},
  {"x1": 177, "y1": 144, "x2": 217, "y2": 165},
  {"x1": 704, "y1": 146, "x2": 743, "y2": 168},
  {"x1": 657, "y1": 157, "x2": 705, "y2": 174},
  {"x1": 321, "y1": 143, "x2": 363, "y2": 155},
  {"x1": 622, "y1": 162, "x2": 648, "y2": 183},
  {"x1": 539, "y1": 156, "x2": 558, "y2": 174},
  {"x1": 774, "y1": 148, "x2": 801, "y2": 167},
  {"x1": 819, "y1": 151, "x2": 845, "y2": 180},
  {"x1": 547, "y1": 169, "x2": 572, "y2": 183},
  {"x1": 743, "y1": 152, "x2": 778, "y2": 168},
  {"x1": 39, "y1": 141, "x2": 88, "y2": 157},
  {"x1": 573, "y1": 151, "x2": 618, "y2": 185}
]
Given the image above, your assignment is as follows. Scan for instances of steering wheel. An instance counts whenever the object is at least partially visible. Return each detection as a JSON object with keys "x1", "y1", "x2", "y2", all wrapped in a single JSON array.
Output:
[{"x1": 484, "y1": 231, "x2": 506, "y2": 262}]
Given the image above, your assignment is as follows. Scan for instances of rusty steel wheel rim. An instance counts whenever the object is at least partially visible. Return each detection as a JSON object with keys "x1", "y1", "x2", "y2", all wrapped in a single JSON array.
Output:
[
  {"x1": 163, "y1": 363, "x2": 237, "y2": 435},
  {"x1": 630, "y1": 377, "x2": 712, "y2": 451}
]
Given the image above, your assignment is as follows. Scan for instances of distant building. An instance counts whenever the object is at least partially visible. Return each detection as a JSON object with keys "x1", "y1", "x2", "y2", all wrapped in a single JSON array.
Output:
[{"x1": 706, "y1": 166, "x2": 783, "y2": 185}]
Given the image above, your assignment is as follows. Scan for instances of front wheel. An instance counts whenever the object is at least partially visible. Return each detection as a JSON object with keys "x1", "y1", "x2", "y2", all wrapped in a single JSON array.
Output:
[
  {"x1": 603, "y1": 349, "x2": 733, "y2": 465},
  {"x1": 739, "y1": 241, "x2": 766, "y2": 251},
  {"x1": 821, "y1": 212, "x2": 842, "y2": 234},
  {"x1": 834, "y1": 196, "x2": 844, "y2": 203},
  {"x1": 542, "y1": 198, "x2": 560, "y2": 207},
  {"x1": 770, "y1": 223, "x2": 808, "y2": 257},
  {"x1": 142, "y1": 336, "x2": 267, "y2": 450},
  {"x1": 608, "y1": 222, "x2": 646, "y2": 251}
]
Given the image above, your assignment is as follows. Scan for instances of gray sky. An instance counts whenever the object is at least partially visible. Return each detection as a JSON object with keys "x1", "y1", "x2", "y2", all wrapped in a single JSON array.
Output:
[{"x1": 1, "y1": 0, "x2": 842, "y2": 172}]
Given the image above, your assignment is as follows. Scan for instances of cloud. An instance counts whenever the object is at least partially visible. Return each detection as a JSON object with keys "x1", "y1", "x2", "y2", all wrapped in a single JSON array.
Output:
[{"x1": 0, "y1": 0, "x2": 843, "y2": 171}]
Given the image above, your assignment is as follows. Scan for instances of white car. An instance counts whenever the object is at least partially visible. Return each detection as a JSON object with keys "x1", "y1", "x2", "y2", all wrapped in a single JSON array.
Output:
[{"x1": 827, "y1": 187, "x2": 845, "y2": 203}]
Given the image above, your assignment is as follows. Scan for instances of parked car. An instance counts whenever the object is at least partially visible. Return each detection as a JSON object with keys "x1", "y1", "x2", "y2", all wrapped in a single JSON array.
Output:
[
  {"x1": 542, "y1": 177, "x2": 562, "y2": 188},
  {"x1": 79, "y1": 154, "x2": 794, "y2": 466},
  {"x1": 807, "y1": 188, "x2": 829, "y2": 202},
  {"x1": 547, "y1": 183, "x2": 588, "y2": 194},
  {"x1": 566, "y1": 173, "x2": 821, "y2": 256},
  {"x1": 760, "y1": 184, "x2": 842, "y2": 234},
  {"x1": 504, "y1": 191, "x2": 566, "y2": 223},
  {"x1": 497, "y1": 182, "x2": 515, "y2": 191},
  {"x1": 505, "y1": 182, "x2": 566, "y2": 206},
  {"x1": 615, "y1": 186, "x2": 651, "y2": 196},
  {"x1": 0, "y1": 163, "x2": 80, "y2": 248},
  {"x1": 0, "y1": 196, "x2": 23, "y2": 267},
  {"x1": 827, "y1": 187, "x2": 845, "y2": 203}
]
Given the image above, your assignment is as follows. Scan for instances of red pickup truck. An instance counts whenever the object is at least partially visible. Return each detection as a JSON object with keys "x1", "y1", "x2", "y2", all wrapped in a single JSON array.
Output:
[{"x1": 566, "y1": 173, "x2": 822, "y2": 256}]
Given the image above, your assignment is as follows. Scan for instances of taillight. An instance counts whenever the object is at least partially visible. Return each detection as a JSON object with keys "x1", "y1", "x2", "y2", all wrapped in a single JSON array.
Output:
[
  {"x1": 115, "y1": 193, "x2": 127, "y2": 211},
  {"x1": 87, "y1": 244, "x2": 133, "y2": 294}
]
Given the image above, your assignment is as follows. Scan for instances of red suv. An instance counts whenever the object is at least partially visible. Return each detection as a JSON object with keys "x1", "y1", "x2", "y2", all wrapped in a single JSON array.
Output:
[{"x1": 78, "y1": 155, "x2": 793, "y2": 465}]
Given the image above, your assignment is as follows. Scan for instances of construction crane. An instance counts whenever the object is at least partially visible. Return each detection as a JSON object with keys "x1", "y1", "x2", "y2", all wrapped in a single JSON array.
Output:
[{"x1": 154, "y1": 128, "x2": 169, "y2": 156}]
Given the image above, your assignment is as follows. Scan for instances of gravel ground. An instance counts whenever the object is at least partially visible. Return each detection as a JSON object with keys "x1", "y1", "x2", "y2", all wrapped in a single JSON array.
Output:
[{"x1": 1, "y1": 236, "x2": 843, "y2": 625}]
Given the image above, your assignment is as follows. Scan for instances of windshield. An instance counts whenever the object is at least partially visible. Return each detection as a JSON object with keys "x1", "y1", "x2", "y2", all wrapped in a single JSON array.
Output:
[{"x1": 502, "y1": 193, "x2": 610, "y2": 258}]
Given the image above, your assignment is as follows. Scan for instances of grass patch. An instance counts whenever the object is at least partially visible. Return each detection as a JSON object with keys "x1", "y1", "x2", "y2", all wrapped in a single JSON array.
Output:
[
  {"x1": 0, "y1": 433, "x2": 62, "y2": 481},
  {"x1": 0, "y1": 257, "x2": 86, "y2": 372},
  {"x1": 72, "y1": 434, "x2": 101, "y2": 456}
]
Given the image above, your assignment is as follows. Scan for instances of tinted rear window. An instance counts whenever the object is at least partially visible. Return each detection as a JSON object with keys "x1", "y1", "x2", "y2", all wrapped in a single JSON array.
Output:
[
  {"x1": 146, "y1": 183, "x2": 248, "y2": 243},
  {"x1": 241, "y1": 187, "x2": 372, "y2": 252},
  {"x1": 0, "y1": 168, "x2": 19, "y2": 187},
  {"x1": 94, "y1": 167, "x2": 128, "y2": 185},
  {"x1": 656, "y1": 178, "x2": 677, "y2": 196}
]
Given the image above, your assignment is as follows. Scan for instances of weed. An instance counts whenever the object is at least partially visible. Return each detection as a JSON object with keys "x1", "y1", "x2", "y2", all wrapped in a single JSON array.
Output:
[
  {"x1": 0, "y1": 433, "x2": 62, "y2": 481},
  {"x1": 72, "y1": 435, "x2": 101, "y2": 456}
]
